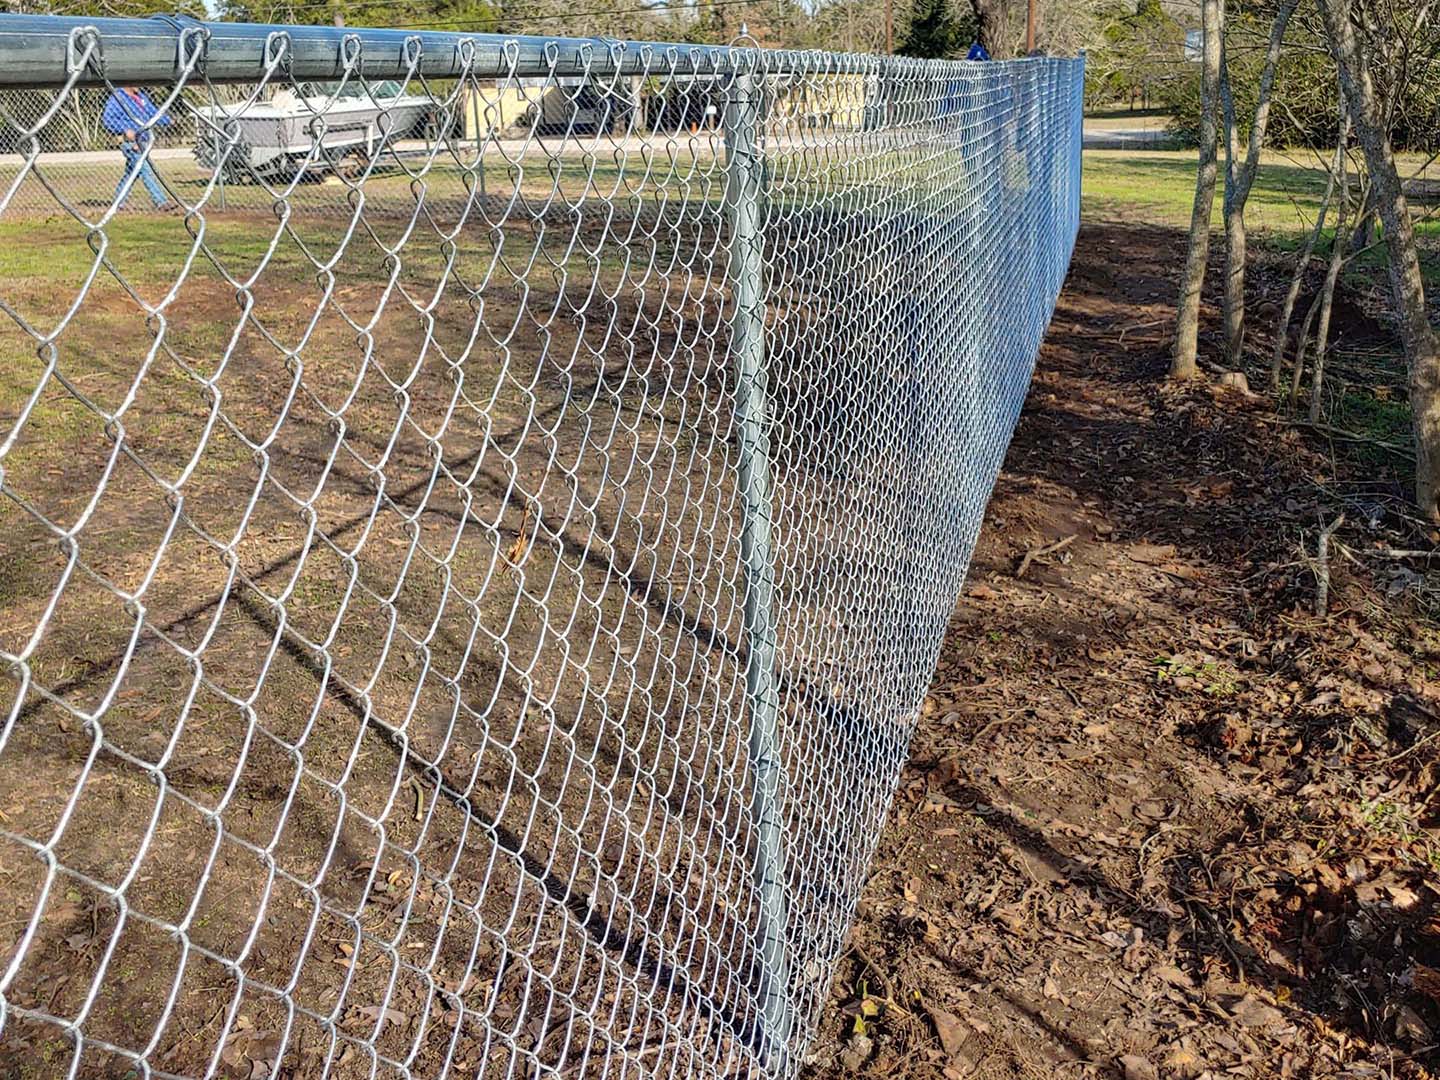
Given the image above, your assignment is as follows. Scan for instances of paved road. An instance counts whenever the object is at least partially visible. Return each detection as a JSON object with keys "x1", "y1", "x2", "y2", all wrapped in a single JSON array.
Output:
[
  {"x1": 1082, "y1": 125, "x2": 1173, "y2": 150},
  {"x1": 1082, "y1": 114, "x2": 1175, "y2": 150}
]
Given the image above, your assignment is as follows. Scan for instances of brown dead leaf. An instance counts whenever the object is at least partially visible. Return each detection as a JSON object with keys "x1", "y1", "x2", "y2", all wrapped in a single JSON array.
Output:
[
  {"x1": 1163, "y1": 1045, "x2": 1204, "y2": 1079},
  {"x1": 1385, "y1": 882, "x2": 1421, "y2": 909},
  {"x1": 1154, "y1": 965, "x2": 1194, "y2": 991},
  {"x1": 1127, "y1": 543, "x2": 1177, "y2": 565},
  {"x1": 1394, "y1": 1004, "x2": 1432, "y2": 1044},
  {"x1": 928, "y1": 1005, "x2": 970, "y2": 1058},
  {"x1": 1117, "y1": 1054, "x2": 1158, "y2": 1080},
  {"x1": 838, "y1": 1032, "x2": 873, "y2": 1070},
  {"x1": 1228, "y1": 994, "x2": 1284, "y2": 1029},
  {"x1": 356, "y1": 1005, "x2": 409, "y2": 1030},
  {"x1": 1412, "y1": 963, "x2": 1440, "y2": 1003},
  {"x1": 503, "y1": 501, "x2": 535, "y2": 566},
  {"x1": 1133, "y1": 799, "x2": 1170, "y2": 823},
  {"x1": 220, "y1": 1037, "x2": 247, "y2": 1070}
]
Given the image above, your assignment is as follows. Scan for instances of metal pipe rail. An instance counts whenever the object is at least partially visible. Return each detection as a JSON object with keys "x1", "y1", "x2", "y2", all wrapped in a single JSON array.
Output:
[{"x1": 0, "y1": 12, "x2": 886, "y2": 86}]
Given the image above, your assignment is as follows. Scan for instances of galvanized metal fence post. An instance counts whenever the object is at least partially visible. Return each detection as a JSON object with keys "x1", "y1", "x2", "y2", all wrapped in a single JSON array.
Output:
[{"x1": 723, "y1": 66, "x2": 793, "y2": 1069}]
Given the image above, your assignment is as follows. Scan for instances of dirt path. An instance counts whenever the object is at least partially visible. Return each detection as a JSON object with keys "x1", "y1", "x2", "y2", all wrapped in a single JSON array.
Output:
[{"x1": 802, "y1": 222, "x2": 1440, "y2": 1080}]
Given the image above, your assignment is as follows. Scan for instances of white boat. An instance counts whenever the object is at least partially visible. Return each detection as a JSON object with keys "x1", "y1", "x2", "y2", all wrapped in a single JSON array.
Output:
[{"x1": 193, "y1": 80, "x2": 438, "y2": 182}]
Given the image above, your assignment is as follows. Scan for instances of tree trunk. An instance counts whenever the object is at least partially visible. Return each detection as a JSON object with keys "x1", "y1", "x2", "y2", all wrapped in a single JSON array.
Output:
[
  {"x1": 1219, "y1": 0, "x2": 1296, "y2": 369},
  {"x1": 1310, "y1": 157, "x2": 1352, "y2": 423},
  {"x1": 969, "y1": 0, "x2": 1015, "y2": 56},
  {"x1": 1347, "y1": 188, "x2": 1377, "y2": 255},
  {"x1": 1320, "y1": 0, "x2": 1440, "y2": 521},
  {"x1": 1292, "y1": 290, "x2": 1321, "y2": 402},
  {"x1": 1173, "y1": 0, "x2": 1224, "y2": 381},
  {"x1": 1223, "y1": 196, "x2": 1248, "y2": 366},
  {"x1": 1270, "y1": 122, "x2": 1345, "y2": 390}
]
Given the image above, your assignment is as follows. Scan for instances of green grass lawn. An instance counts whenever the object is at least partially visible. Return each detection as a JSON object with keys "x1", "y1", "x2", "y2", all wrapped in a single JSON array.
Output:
[
  {"x1": 1084, "y1": 148, "x2": 1330, "y2": 232},
  {"x1": 1082, "y1": 148, "x2": 1440, "y2": 291}
]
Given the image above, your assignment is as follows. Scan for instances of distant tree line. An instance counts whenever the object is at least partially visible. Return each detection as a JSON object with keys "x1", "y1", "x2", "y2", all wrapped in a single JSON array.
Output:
[
  {"x1": 2, "y1": 0, "x2": 1121, "y2": 59},
  {"x1": 1084, "y1": 0, "x2": 1188, "y2": 111}
]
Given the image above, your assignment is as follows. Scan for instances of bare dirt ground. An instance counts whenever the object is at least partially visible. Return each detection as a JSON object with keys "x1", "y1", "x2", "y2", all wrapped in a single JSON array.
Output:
[
  {"x1": 0, "y1": 204, "x2": 767, "y2": 1078},
  {"x1": 802, "y1": 221, "x2": 1440, "y2": 1080}
]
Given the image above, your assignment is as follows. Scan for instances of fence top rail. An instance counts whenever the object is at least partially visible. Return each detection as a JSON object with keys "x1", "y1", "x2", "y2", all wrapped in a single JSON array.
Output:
[{"x1": 0, "y1": 12, "x2": 1077, "y2": 88}]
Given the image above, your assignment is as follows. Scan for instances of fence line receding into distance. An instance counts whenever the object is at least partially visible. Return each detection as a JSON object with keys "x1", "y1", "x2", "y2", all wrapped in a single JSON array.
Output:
[{"x1": 0, "y1": 14, "x2": 1082, "y2": 1079}]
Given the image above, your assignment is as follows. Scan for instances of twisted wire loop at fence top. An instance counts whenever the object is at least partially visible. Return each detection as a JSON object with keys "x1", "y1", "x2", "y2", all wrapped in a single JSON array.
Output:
[{"x1": 0, "y1": 14, "x2": 1082, "y2": 1079}]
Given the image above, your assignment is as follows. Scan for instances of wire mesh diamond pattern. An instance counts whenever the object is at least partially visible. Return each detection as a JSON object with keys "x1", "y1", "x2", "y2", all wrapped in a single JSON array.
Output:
[{"x1": 0, "y1": 16, "x2": 1082, "y2": 1078}]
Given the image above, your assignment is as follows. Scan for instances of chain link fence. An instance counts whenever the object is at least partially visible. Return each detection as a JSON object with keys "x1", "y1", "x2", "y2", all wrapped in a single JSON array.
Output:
[{"x1": 0, "y1": 14, "x2": 1081, "y2": 1078}]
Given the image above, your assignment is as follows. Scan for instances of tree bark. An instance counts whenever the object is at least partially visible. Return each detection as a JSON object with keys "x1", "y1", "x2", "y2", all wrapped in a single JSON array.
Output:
[
  {"x1": 1173, "y1": 0, "x2": 1224, "y2": 381},
  {"x1": 969, "y1": 0, "x2": 1016, "y2": 56},
  {"x1": 1219, "y1": 0, "x2": 1296, "y2": 369},
  {"x1": 1271, "y1": 96, "x2": 1348, "y2": 390},
  {"x1": 1319, "y1": 0, "x2": 1440, "y2": 521},
  {"x1": 1292, "y1": 290, "x2": 1320, "y2": 402},
  {"x1": 1310, "y1": 152, "x2": 1352, "y2": 423}
]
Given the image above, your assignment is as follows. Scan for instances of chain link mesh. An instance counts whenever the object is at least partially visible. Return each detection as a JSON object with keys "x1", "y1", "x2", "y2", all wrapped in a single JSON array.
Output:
[{"x1": 0, "y1": 17, "x2": 1081, "y2": 1078}]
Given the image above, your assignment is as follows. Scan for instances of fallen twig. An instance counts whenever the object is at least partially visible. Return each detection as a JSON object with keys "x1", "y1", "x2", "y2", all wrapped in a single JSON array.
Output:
[
  {"x1": 850, "y1": 939, "x2": 913, "y2": 1016},
  {"x1": 1016, "y1": 534, "x2": 1077, "y2": 579},
  {"x1": 1353, "y1": 547, "x2": 1440, "y2": 560},
  {"x1": 1316, "y1": 514, "x2": 1345, "y2": 617},
  {"x1": 1254, "y1": 415, "x2": 1413, "y2": 459},
  {"x1": 1369, "y1": 723, "x2": 1440, "y2": 767}
]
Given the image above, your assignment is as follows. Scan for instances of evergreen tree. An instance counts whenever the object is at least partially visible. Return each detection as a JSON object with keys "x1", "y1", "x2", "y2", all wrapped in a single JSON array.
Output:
[{"x1": 899, "y1": 0, "x2": 965, "y2": 59}]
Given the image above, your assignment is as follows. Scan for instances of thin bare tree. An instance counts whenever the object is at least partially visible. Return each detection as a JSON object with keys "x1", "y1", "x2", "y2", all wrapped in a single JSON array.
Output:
[
  {"x1": 1172, "y1": 0, "x2": 1224, "y2": 380},
  {"x1": 1218, "y1": 0, "x2": 1297, "y2": 368},
  {"x1": 1270, "y1": 94, "x2": 1349, "y2": 391},
  {"x1": 1309, "y1": 144, "x2": 1353, "y2": 422},
  {"x1": 1318, "y1": 0, "x2": 1440, "y2": 519}
]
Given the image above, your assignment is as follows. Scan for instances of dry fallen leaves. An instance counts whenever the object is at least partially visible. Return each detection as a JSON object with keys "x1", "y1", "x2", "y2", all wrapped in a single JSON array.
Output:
[
  {"x1": 928, "y1": 1005, "x2": 970, "y2": 1058},
  {"x1": 1117, "y1": 1054, "x2": 1158, "y2": 1080}
]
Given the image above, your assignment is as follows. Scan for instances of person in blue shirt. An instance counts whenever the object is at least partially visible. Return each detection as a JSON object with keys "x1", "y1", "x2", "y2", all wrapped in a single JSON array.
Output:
[{"x1": 101, "y1": 87, "x2": 173, "y2": 211}]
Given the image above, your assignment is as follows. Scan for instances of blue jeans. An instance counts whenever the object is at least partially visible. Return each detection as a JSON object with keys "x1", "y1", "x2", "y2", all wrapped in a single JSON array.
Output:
[{"x1": 116, "y1": 142, "x2": 168, "y2": 209}]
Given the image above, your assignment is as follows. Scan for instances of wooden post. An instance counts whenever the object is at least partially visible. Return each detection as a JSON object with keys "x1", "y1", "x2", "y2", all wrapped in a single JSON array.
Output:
[{"x1": 1026, "y1": 0, "x2": 1036, "y2": 53}]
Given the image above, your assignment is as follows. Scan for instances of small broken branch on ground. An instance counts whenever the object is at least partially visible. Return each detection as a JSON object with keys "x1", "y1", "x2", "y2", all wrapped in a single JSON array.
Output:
[
  {"x1": 1016, "y1": 534, "x2": 1077, "y2": 579},
  {"x1": 1254, "y1": 415, "x2": 1414, "y2": 459},
  {"x1": 1316, "y1": 513, "x2": 1345, "y2": 617}
]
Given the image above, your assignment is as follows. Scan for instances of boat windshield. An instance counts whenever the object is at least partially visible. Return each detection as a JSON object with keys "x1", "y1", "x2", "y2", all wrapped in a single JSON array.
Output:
[{"x1": 295, "y1": 81, "x2": 406, "y2": 100}]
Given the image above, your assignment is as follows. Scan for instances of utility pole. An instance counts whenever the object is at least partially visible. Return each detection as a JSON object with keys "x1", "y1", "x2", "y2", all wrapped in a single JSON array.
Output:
[{"x1": 1026, "y1": 0, "x2": 1036, "y2": 53}]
